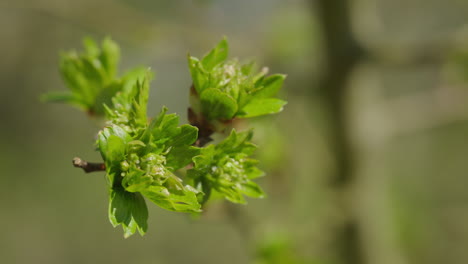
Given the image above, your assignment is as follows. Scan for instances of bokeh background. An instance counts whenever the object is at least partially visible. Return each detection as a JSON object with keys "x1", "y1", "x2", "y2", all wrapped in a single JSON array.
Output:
[{"x1": 2, "y1": 0, "x2": 468, "y2": 263}]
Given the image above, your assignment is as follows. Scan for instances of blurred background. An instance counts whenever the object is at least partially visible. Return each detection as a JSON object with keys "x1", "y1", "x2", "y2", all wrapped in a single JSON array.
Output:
[{"x1": 2, "y1": 0, "x2": 468, "y2": 263}]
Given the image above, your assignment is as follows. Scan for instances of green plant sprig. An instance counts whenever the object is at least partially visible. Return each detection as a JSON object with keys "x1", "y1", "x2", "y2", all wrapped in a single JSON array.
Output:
[
  {"x1": 188, "y1": 38, "x2": 287, "y2": 135},
  {"x1": 43, "y1": 37, "x2": 286, "y2": 238}
]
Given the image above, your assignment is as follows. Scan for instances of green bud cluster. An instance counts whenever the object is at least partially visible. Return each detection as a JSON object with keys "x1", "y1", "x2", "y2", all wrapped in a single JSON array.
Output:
[{"x1": 42, "y1": 37, "x2": 286, "y2": 238}]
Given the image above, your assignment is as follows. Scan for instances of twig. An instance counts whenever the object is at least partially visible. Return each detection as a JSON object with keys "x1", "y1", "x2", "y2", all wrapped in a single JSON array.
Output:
[
  {"x1": 72, "y1": 157, "x2": 106, "y2": 173},
  {"x1": 188, "y1": 85, "x2": 215, "y2": 147}
]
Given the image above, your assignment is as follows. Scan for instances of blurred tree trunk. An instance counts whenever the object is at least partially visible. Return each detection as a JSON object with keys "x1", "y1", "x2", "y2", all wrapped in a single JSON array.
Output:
[{"x1": 313, "y1": 0, "x2": 365, "y2": 263}]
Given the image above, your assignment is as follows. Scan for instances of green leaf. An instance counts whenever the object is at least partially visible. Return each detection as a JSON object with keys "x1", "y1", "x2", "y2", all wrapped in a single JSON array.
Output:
[
  {"x1": 246, "y1": 164, "x2": 265, "y2": 179},
  {"x1": 240, "y1": 181, "x2": 265, "y2": 198},
  {"x1": 43, "y1": 37, "x2": 131, "y2": 116},
  {"x1": 187, "y1": 129, "x2": 264, "y2": 204},
  {"x1": 187, "y1": 39, "x2": 286, "y2": 124},
  {"x1": 166, "y1": 146, "x2": 200, "y2": 170},
  {"x1": 217, "y1": 129, "x2": 256, "y2": 155},
  {"x1": 99, "y1": 37, "x2": 120, "y2": 78},
  {"x1": 168, "y1": 125, "x2": 198, "y2": 147},
  {"x1": 83, "y1": 37, "x2": 99, "y2": 57},
  {"x1": 188, "y1": 56, "x2": 208, "y2": 94},
  {"x1": 98, "y1": 125, "x2": 132, "y2": 185},
  {"x1": 155, "y1": 113, "x2": 179, "y2": 139},
  {"x1": 112, "y1": 125, "x2": 133, "y2": 142},
  {"x1": 98, "y1": 125, "x2": 131, "y2": 160},
  {"x1": 201, "y1": 38, "x2": 229, "y2": 71},
  {"x1": 150, "y1": 106, "x2": 168, "y2": 128},
  {"x1": 109, "y1": 187, "x2": 148, "y2": 238},
  {"x1": 238, "y1": 98, "x2": 287, "y2": 118},
  {"x1": 219, "y1": 186, "x2": 246, "y2": 204},
  {"x1": 200, "y1": 88, "x2": 238, "y2": 120},
  {"x1": 142, "y1": 186, "x2": 201, "y2": 213},
  {"x1": 106, "y1": 135, "x2": 126, "y2": 162},
  {"x1": 123, "y1": 170, "x2": 153, "y2": 193},
  {"x1": 94, "y1": 82, "x2": 121, "y2": 115},
  {"x1": 59, "y1": 55, "x2": 94, "y2": 106},
  {"x1": 252, "y1": 74, "x2": 286, "y2": 99},
  {"x1": 191, "y1": 146, "x2": 215, "y2": 169},
  {"x1": 130, "y1": 76, "x2": 150, "y2": 127},
  {"x1": 139, "y1": 108, "x2": 200, "y2": 170},
  {"x1": 144, "y1": 110, "x2": 181, "y2": 145},
  {"x1": 121, "y1": 67, "x2": 150, "y2": 94},
  {"x1": 104, "y1": 71, "x2": 153, "y2": 135}
]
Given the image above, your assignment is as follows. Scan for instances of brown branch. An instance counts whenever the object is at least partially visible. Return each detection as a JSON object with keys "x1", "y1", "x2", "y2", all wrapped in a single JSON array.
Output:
[
  {"x1": 188, "y1": 84, "x2": 215, "y2": 147},
  {"x1": 72, "y1": 157, "x2": 106, "y2": 173},
  {"x1": 189, "y1": 106, "x2": 214, "y2": 147}
]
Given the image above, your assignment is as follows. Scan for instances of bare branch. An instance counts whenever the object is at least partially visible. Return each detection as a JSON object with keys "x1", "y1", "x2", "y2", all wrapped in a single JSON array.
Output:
[{"x1": 72, "y1": 157, "x2": 106, "y2": 173}]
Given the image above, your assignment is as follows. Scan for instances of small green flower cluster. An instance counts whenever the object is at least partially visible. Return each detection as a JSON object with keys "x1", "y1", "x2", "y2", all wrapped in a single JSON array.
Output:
[{"x1": 43, "y1": 37, "x2": 286, "y2": 237}]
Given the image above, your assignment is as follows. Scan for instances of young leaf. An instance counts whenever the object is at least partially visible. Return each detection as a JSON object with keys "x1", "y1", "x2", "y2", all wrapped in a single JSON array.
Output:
[
  {"x1": 142, "y1": 185, "x2": 201, "y2": 213},
  {"x1": 121, "y1": 67, "x2": 151, "y2": 94},
  {"x1": 201, "y1": 37, "x2": 229, "y2": 71},
  {"x1": 167, "y1": 124, "x2": 198, "y2": 147},
  {"x1": 42, "y1": 37, "x2": 145, "y2": 116},
  {"x1": 98, "y1": 125, "x2": 132, "y2": 185},
  {"x1": 83, "y1": 37, "x2": 100, "y2": 56},
  {"x1": 109, "y1": 186, "x2": 148, "y2": 238},
  {"x1": 187, "y1": 38, "x2": 287, "y2": 126},
  {"x1": 165, "y1": 146, "x2": 200, "y2": 170},
  {"x1": 105, "y1": 72, "x2": 152, "y2": 134},
  {"x1": 130, "y1": 78, "x2": 150, "y2": 127},
  {"x1": 100, "y1": 106, "x2": 202, "y2": 219},
  {"x1": 187, "y1": 129, "x2": 264, "y2": 204},
  {"x1": 239, "y1": 181, "x2": 265, "y2": 198},
  {"x1": 238, "y1": 98, "x2": 287, "y2": 118},
  {"x1": 188, "y1": 56, "x2": 208, "y2": 94},
  {"x1": 200, "y1": 88, "x2": 238, "y2": 120},
  {"x1": 252, "y1": 74, "x2": 286, "y2": 99},
  {"x1": 99, "y1": 37, "x2": 120, "y2": 79},
  {"x1": 98, "y1": 125, "x2": 132, "y2": 161},
  {"x1": 105, "y1": 135, "x2": 126, "y2": 162}
]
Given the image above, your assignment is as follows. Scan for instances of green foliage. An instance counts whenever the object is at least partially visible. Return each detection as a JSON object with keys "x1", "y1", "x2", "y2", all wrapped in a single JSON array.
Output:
[
  {"x1": 98, "y1": 107, "x2": 201, "y2": 236},
  {"x1": 109, "y1": 186, "x2": 148, "y2": 238},
  {"x1": 188, "y1": 38, "x2": 287, "y2": 131},
  {"x1": 41, "y1": 37, "x2": 146, "y2": 116},
  {"x1": 42, "y1": 37, "x2": 286, "y2": 238},
  {"x1": 104, "y1": 70, "x2": 152, "y2": 135},
  {"x1": 188, "y1": 129, "x2": 264, "y2": 204}
]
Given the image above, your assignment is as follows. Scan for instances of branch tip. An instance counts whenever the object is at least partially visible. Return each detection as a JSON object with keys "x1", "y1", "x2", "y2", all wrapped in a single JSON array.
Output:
[{"x1": 72, "y1": 157, "x2": 106, "y2": 173}]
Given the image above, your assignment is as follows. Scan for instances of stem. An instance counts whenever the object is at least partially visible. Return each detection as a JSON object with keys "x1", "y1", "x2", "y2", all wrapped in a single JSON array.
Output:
[
  {"x1": 188, "y1": 85, "x2": 214, "y2": 147},
  {"x1": 72, "y1": 157, "x2": 106, "y2": 173},
  {"x1": 193, "y1": 133, "x2": 213, "y2": 147}
]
